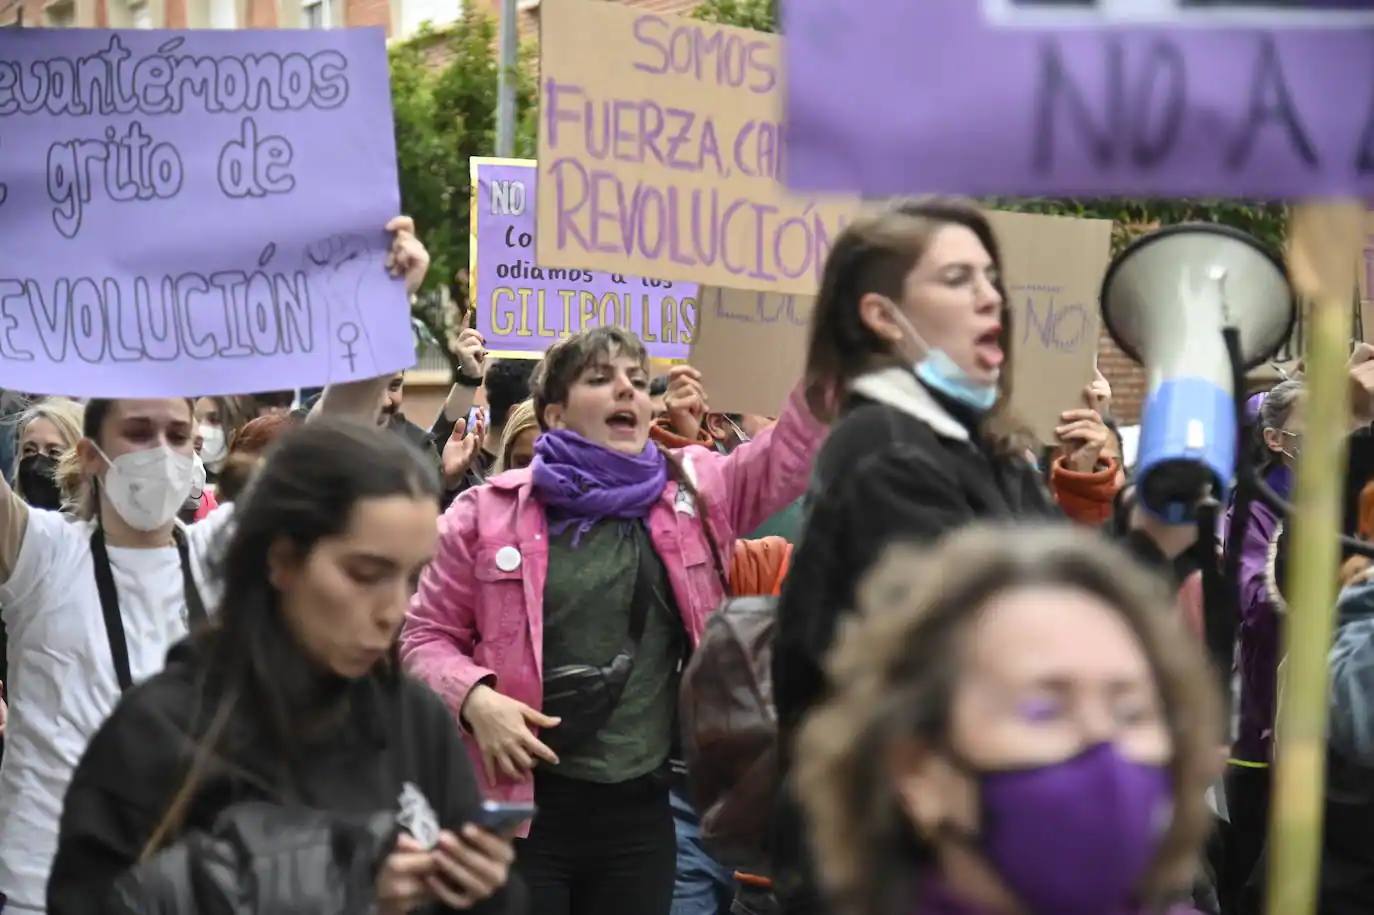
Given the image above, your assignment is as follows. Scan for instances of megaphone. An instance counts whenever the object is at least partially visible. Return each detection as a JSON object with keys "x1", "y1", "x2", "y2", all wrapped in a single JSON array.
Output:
[{"x1": 1101, "y1": 224, "x2": 1296, "y2": 523}]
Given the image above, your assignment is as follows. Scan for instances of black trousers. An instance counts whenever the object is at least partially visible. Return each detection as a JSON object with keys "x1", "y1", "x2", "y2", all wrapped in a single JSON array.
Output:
[
  {"x1": 516, "y1": 769, "x2": 676, "y2": 915},
  {"x1": 1219, "y1": 764, "x2": 1271, "y2": 915}
]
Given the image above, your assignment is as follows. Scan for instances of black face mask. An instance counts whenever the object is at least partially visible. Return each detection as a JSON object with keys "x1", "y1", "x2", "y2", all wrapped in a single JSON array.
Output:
[{"x1": 18, "y1": 453, "x2": 62, "y2": 510}]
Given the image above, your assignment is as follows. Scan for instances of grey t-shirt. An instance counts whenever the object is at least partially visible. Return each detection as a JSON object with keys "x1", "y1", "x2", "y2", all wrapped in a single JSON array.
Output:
[{"x1": 541, "y1": 519, "x2": 683, "y2": 784}]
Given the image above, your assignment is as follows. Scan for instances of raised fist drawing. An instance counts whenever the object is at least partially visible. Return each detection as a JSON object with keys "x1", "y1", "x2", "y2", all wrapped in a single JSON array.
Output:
[{"x1": 305, "y1": 233, "x2": 378, "y2": 377}]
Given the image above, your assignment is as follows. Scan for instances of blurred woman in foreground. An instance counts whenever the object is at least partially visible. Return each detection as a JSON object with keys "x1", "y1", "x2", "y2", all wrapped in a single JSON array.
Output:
[
  {"x1": 49, "y1": 420, "x2": 523, "y2": 913},
  {"x1": 797, "y1": 525, "x2": 1221, "y2": 915}
]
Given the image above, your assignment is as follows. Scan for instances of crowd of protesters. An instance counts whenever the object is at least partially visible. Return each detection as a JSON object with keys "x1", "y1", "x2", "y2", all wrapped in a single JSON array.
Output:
[{"x1": 2, "y1": 198, "x2": 1374, "y2": 915}]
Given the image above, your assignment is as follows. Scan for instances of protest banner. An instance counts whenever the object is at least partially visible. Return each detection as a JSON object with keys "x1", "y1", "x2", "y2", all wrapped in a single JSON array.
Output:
[
  {"x1": 0, "y1": 28, "x2": 411, "y2": 397},
  {"x1": 535, "y1": 0, "x2": 856, "y2": 296},
  {"x1": 689, "y1": 288, "x2": 812, "y2": 417},
  {"x1": 781, "y1": 0, "x2": 1374, "y2": 201},
  {"x1": 982, "y1": 0, "x2": 1374, "y2": 27},
  {"x1": 990, "y1": 210, "x2": 1112, "y2": 443},
  {"x1": 690, "y1": 209, "x2": 1111, "y2": 440},
  {"x1": 470, "y1": 157, "x2": 693, "y2": 359}
]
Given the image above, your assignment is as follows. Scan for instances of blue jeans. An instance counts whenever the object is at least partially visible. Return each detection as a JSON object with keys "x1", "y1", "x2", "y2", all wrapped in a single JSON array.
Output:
[{"x1": 671, "y1": 786, "x2": 733, "y2": 915}]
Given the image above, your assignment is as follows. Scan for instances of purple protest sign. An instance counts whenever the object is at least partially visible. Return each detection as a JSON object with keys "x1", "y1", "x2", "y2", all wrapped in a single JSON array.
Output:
[
  {"x1": 0, "y1": 28, "x2": 412, "y2": 397},
  {"x1": 471, "y1": 158, "x2": 694, "y2": 359},
  {"x1": 781, "y1": 0, "x2": 1374, "y2": 200}
]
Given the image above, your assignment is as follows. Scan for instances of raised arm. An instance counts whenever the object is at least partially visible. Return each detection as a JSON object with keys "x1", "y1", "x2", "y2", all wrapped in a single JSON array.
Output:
[
  {"x1": 400, "y1": 491, "x2": 496, "y2": 723},
  {"x1": 0, "y1": 455, "x2": 30, "y2": 586},
  {"x1": 431, "y1": 322, "x2": 488, "y2": 446}
]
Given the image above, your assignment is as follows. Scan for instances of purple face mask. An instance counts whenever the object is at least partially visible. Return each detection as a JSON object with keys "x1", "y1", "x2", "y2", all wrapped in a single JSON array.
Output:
[{"x1": 967, "y1": 742, "x2": 1172, "y2": 915}]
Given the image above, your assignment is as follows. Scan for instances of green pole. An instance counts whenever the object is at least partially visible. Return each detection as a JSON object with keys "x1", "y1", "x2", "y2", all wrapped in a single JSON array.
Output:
[{"x1": 1265, "y1": 203, "x2": 1362, "y2": 915}]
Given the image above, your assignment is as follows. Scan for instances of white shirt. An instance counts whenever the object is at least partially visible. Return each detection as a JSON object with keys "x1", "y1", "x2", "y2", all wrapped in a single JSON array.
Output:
[{"x1": 0, "y1": 504, "x2": 234, "y2": 910}]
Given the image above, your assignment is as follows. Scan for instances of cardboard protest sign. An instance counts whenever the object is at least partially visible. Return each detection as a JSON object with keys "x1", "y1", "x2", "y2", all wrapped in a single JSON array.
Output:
[
  {"x1": 0, "y1": 28, "x2": 411, "y2": 397},
  {"x1": 690, "y1": 288, "x2": 812, "y2": 416},
  {"x1": 470, "y1": 158, "x2": 693, "y2": 359},
  {"x1": 535, "y1": 0, "x2": 856, "y2": 296},
  {"x1": 781, "y1": 0, "x2": 1374, "y2": 200},
  {"x1": 690, "y1": 210, "x2": 1111, "y2": 437},
  {"x1": 988, "y1": 210, "x2": 1113, "y2": 443}
]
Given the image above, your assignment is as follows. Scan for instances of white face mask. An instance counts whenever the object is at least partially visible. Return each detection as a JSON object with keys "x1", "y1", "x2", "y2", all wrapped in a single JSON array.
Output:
[
  {"x1": 199, "y1": 424, "x2": 228, "y2": 471},
  {"x1": 94, "y1": 443, "x2": 196, "y2": 532}
]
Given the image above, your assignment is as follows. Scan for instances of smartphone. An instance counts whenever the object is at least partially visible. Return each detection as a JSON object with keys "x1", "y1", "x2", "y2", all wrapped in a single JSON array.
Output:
[{"x1": 473, "y1": 800, "x2": 536, "y2": 834}]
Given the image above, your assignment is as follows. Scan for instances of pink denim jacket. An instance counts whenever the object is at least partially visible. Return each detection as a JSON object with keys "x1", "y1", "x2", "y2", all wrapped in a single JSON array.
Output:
[{"x1": 401, "y1": 387, "x2": 822, "y2": 810}]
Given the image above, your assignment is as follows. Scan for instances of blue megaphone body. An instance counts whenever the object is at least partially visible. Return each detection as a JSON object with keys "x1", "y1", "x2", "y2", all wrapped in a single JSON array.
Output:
[{"x1": 1100, "y1": 225, "x2": 1295, "y2": 523}]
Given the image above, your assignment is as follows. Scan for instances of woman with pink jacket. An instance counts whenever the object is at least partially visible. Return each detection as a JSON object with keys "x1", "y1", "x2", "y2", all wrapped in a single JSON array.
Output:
[{"x1": 402, "y1": 325, "x2": 823, "y2": 915}]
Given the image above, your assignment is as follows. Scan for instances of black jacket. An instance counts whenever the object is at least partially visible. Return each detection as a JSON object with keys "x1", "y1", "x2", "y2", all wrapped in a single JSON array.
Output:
[
  {"x1": 47, "y1": 640, "x2": 525, "y2": 914},
  {"x1": 773, "y1": 369, "x2": 1058, "y2": 748},
  {"x1": 769, "y1": 370, "x2": 1057, "y2": 914}
]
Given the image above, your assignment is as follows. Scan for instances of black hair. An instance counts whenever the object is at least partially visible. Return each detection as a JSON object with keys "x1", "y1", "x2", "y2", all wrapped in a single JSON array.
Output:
[
  {"x1": 142, "y1": 418, "x2": 440, "y2": 854},
  {"x1": 484, "y1": 359, "x2": 538, "y2": 429},
  {"x1": 649, "y1": 375, "x2": 669, "y2": 398}
]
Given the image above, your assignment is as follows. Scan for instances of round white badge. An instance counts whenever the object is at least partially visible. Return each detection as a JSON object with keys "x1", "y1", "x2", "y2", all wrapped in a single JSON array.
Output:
[{"x1": 495, "y1": 545, "x2": 522, "y2": 572}]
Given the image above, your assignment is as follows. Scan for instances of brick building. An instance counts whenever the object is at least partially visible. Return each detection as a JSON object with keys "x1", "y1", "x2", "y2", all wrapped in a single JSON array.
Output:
[{"x1": 0, "y1": 0, "x2": 448, "y2": 37}]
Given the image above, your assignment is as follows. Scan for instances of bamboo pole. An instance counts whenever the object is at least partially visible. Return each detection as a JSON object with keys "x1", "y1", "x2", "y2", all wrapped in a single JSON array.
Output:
[{"x1": 1265, "y1": 201, "x2": 1364, "y2": 915}]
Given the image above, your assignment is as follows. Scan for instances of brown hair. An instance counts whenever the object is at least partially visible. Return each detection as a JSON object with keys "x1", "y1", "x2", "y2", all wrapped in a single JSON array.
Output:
[
  {"x1": 531, "y1": 325, "x2": 649, "y2": 431},
  {"x1": 796, "y1": 524, "x2": 1222, "y2": 915},
  {"x1": 197, "y1": 395, "x2": 256, "y2": 444},
  {"x1": 57, "y1": 398, "x2": 195, "y2": 521},
  {"x1": 528, "y1": 325, "x2": 731, "y2": 587},
  {"x1": 803, "y1": 198, "x2": 1019, "y2": 435},
  {"x1": 215, "y1": 412, "x2": 297, "y2": 502},
  {"x1": 495, "y1": 399, "x2": 538, "y2": 473}
]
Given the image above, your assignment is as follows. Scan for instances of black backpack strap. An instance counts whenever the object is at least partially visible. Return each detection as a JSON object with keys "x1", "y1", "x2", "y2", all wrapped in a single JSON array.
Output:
[
  {"x1": 92, "y1": 524, "x2": 208, "y2": 693},
  {"x1": 172, "y1": 526, "x2": 207, "y2": 627},
  {"x1": 623, "y1": 523, "x2": 657, "y2": 656},
  {"x1": 91, "y1": 527, "x2": 133, "y2": 693}
]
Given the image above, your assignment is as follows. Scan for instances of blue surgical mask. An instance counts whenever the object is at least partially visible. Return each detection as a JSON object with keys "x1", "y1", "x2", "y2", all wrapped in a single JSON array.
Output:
[
  {"x1": 916, "y1": 348, "x2": 1000, "y2": 413},
  {"x1": 887, "y1": 303, "x2": 1000, "y2": 413}
]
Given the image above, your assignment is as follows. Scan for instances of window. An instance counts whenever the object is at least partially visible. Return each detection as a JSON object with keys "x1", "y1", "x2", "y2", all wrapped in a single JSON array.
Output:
[
  {"x1": 43, "y1": 0, "x2": 73, "y2": 26},
  {"x1": 207, "y1": 0, "x2": 235, "y2": 27},
  {"x1": 302, "y1": 0, "x2": 333, "y2": 28}
]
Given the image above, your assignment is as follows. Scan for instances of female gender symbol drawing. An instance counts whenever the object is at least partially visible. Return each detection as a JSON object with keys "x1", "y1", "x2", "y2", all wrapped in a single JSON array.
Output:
[{"x1": 304, "y1": 233, "x2": 378, "y2": 377}]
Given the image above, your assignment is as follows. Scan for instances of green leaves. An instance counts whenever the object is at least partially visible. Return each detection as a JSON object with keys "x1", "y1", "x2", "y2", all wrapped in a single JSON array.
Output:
[
  {"x1": 691, "y1": 0, "x2": 777, "y2": 31},
  {"x1": 390, "y1": 8, "x2": 538, "y2": 367}
]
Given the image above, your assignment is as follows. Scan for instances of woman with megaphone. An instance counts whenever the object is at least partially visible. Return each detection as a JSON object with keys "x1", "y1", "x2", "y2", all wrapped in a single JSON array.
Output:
[{"x1": 771, "y1": 197, "x2": 1201, "y2": 915}]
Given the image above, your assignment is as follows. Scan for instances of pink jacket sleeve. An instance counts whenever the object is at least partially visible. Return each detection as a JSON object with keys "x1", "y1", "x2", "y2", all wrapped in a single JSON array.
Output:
[
  {"x1": 400, "y1": 489, "x2": 496, "y2": 725},
  {"x1": 693, "y1": 386, "x2": 824, "y2": 540}
]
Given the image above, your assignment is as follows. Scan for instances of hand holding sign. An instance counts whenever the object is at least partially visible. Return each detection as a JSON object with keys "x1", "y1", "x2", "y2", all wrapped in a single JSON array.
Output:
[
  {"x1": 1349, "y1": 342, "x2": 1374, "y2": 428},
  {"x1": 664, "y1": 365, "x2": 708, "y2": 442},
  {"x1": 1056, "y1": 407, "x2": 1111, "y2": 473},
  {"x1": 386, "y1": 215, "x2": 430, "y2": 296}
]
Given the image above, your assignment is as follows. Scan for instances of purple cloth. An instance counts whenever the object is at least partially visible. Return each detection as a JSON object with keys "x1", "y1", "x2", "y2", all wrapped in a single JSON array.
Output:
[
  {"x1": 1226, "y1": 463, "x2": 1292, "y2": 764},
  {"x1": 530, "y1": 428, "x2": 666, "y2": 545}
]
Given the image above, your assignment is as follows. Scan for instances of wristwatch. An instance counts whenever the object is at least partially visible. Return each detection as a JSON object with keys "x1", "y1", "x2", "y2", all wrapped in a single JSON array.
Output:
[{"x1": 455, "y1": 369, "x2": 483, "y2": 388}]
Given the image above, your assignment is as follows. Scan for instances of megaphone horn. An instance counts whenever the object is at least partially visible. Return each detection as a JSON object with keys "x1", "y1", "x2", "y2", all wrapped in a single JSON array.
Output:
[{"x1": 1100, "y1": 224, "x2": 1296, "y2": 522}]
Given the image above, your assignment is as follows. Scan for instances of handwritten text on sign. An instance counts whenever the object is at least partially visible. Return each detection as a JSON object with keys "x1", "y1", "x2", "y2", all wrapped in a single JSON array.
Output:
[
  {"x1": 536, "y1": 0, "x2": 856, "y2": 296},
  {"x1": 0, "y1": 28, "x2": 411, "y2": 397},
  {"x1": 782, "y1": 0, "x2": 1374, "y2": 200},
  {"x1": 472, "y1": 159, "x2": 693, "y2": 359}
]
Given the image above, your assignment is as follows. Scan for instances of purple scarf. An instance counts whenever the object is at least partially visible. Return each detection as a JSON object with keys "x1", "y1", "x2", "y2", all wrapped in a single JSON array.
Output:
[{"x1": 530, "y1": 428, "x2": 667, "y2": 545}]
